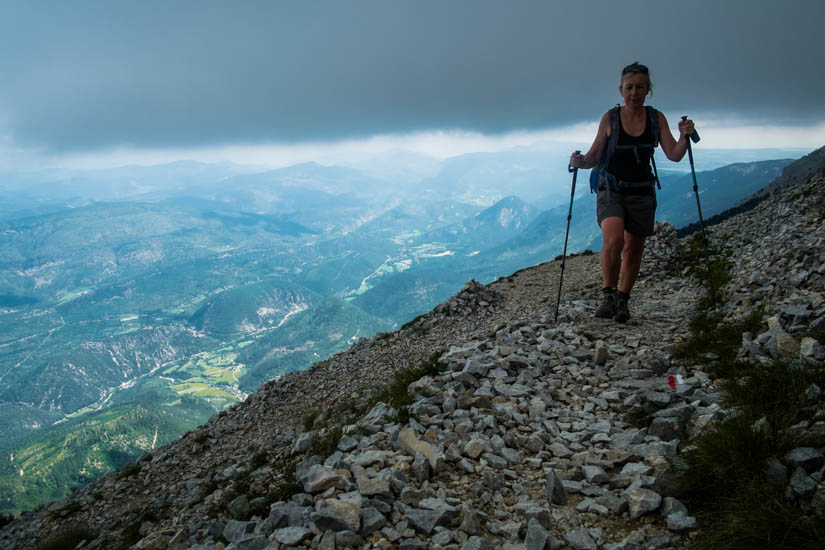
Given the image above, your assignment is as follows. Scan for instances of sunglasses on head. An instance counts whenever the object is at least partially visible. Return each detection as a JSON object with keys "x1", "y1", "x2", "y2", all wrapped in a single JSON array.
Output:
[{"x1": 622, "y1": 62, "x2": 648, "y2": 74}]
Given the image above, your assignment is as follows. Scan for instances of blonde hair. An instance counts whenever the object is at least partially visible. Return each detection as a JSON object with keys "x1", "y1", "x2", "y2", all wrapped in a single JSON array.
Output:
[{"x1": 621, "y1": 61, "x2": 653, "y2": 94}]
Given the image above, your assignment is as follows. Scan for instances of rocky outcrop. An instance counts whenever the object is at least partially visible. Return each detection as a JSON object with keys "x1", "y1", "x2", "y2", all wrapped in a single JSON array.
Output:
[{"x1": 2, "y1": 168, "x2": 824, "y2": 550}]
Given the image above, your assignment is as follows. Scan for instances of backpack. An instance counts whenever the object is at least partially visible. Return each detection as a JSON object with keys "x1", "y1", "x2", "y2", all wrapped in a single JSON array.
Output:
[{"x1": 589, "y1": 105, "x2": 661, "y2": 193}]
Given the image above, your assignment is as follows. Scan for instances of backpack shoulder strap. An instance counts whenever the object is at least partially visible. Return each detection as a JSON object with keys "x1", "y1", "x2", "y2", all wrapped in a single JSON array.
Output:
[
  {"x1": 602, "y1": 104, "x2": 621, "y2": 167},
  {"x1": 645, "y1": 106, "x2": 660, "y2": 148},
  {"x1": 646, "y1": 106, "x2": 661, "y2": 189}
]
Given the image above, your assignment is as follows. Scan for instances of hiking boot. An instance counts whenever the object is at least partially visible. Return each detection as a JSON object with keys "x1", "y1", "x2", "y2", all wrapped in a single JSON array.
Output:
[
  {"x1": 595, "y1": 290, "x2": 617, "y2": 319},
  {"x1": 614, "y1": 292, "x2": 631, "y2": 323}
]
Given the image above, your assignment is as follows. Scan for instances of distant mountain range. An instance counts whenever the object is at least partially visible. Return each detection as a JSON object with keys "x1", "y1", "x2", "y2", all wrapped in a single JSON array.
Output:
[{"x1": 0, "y1": 146, "x2": 810, "y2": 515}]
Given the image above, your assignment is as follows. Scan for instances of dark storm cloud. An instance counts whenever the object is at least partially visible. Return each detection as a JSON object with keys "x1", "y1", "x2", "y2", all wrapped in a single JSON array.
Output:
[{"x1": 0, "y1": 0, "x2": 823, "y2": 152}]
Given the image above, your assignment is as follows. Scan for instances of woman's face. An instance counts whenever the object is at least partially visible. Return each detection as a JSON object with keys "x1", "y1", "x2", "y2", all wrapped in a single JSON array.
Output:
[{"x1": 620, "y1": 73, "x2": 650, "y2": 108}]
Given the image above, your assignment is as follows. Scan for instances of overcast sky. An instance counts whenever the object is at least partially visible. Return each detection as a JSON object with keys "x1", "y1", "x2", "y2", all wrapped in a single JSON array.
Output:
[{"x1": 1, "y1": 0, "x2": 823, "y2": 169}]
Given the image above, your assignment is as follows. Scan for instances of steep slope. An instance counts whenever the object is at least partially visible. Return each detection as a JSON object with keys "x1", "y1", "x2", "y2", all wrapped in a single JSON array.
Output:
[{"x1": 2, "y1": 155, "x2": 822, "y2": 549}]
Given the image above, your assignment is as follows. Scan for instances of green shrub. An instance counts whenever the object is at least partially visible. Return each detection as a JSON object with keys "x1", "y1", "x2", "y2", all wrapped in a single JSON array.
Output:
[
  {"x1": 680, "y1": 233, "x2": 732, "y2": 303},
  {"x1": 673, "y1": 309, "x2": 763, "y2": 379},
  {"x1": 371, "y1": 351, "x2": 446, "y2": 415},
  {"x1": 268, "y1": 466, "x2": 303, "y2": 503},
  {"x1": 250, "y1": 451, "x2": 269, "y2": 470},
  {"x1": 307, "y1": 426, "x2": 343, "y2": 458},
  {"x1": 303, "y1": 409, "x2": 321, "y2": 432}
]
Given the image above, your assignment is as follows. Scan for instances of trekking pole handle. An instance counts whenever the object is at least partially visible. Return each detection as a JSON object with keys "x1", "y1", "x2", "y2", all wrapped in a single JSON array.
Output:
[
  {"x1": 568, "y1": 150, "x2": 581, "y2": 173},
  {"x1": 681, "y1": 116, "x2": 700, "y2": 143}
]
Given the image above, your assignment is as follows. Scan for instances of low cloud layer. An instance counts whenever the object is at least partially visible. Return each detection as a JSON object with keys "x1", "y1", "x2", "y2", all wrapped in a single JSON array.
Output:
[{"x1": 1, "y1": 1, "x2": 823, "y2": 154}]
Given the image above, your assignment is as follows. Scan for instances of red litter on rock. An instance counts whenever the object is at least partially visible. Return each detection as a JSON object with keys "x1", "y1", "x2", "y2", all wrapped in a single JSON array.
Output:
[{"x1": 667, "y1": 376, "x2": 677, "y2": 390}]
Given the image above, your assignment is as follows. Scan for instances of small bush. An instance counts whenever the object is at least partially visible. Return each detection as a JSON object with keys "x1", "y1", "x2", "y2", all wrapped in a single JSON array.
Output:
[
  {"x1": 673, "y1": 309, "x2": 763, "y2": 378},
  {"x1": 372, "y1": 351, "x2": 446, "y2": 414},
  {"x1": 250, "y1": 451, "x2": 269, "y2": 470},
  {"x1": 268, "y1": 467, "x2": 303, "y2": 503},
  {"x1": 680, "y1": 233, "x2": 732, "y2": 302},
  {"x1": 303, "y1": 409, "x2": 321, "y2": 432},
  {"x1": 307, "y1": 426, "x2": 343, "y2": 458}
]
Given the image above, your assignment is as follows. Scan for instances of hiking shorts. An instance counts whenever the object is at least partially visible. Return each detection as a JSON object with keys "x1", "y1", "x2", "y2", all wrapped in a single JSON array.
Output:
[{"x1": 596, "y1": 188, "x2": 657, "y2": 237}]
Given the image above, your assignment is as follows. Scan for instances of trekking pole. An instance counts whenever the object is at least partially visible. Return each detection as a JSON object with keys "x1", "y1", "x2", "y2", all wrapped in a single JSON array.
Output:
[
  {"x1": 682, "y1": 116, "x2": 716, "y2": 308},
  {"x1": 555, "y1": 150, "x2": 580, "y2": 322}
]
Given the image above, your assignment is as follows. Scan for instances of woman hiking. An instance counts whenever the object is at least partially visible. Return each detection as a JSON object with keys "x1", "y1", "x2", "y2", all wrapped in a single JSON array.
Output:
[{"x1": 569, "y1": 62, "x2": 695, "y2": 323}]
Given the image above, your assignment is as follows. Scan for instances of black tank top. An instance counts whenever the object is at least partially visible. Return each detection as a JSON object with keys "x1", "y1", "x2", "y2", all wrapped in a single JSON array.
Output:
[{"x1": 606, "y1": 112, "x2": 655, "y2": 183}]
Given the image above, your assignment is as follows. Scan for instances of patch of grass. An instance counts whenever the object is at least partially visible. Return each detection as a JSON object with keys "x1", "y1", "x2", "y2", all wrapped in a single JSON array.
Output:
[
  {"x1": 400, "y1": 313, "x2": 427, "y2": 331},
  {"x1": 268, "y1": 466, "x2": 303, "y2": 503},
  {"x1": 192, "y1": 429, "x2": 209, "y2": 445},
  {"x1": 48, "y1": 500, "x2": 82, "y2": 520},
  {"x1": 118, "y1": 510, "x2": 158, "y2": 549},
  {"x1": 692, "y1": 483, "x2": 825, "y2": 550},
  {"x1": 35, "y1": 524, "x2": 96, "y2": 550},
  {"x1": 673, "y1": 308, "x2": 764, "y2": 378},
  {"x1": 678, "y1": 411, "x2": 789, "y2": 502},
  {"x1": 371, "y1": 351, "x2": 446, "y2": 415},
  {"x1": 676, "y1": 357, "x2": 825, "y2": 548},
  {"x1": 806, "y1": 325, "x2": 825, "y2": 346},
  {"x1": 678, "y1": 402, "x2": 825, "y2": 549},
  {"x1": 721, "y1": 360, "x2": 825, "y2": 430}
]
